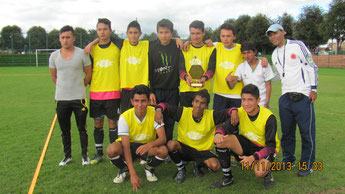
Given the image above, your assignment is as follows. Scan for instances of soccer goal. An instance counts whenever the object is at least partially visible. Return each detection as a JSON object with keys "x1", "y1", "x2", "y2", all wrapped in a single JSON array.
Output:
[{"x1": 35, "y1": 49, "x2": 58, "y2": 67}]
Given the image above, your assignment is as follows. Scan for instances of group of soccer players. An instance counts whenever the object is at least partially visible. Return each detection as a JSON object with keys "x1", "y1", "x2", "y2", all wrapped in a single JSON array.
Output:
[{"x1": 49, "y1": 17, "x2": 318, "y2": 191}]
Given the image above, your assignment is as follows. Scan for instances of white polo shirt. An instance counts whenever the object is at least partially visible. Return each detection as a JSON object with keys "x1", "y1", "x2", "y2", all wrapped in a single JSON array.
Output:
[{"x1": 235, "y1": 59, "x2": 275, "y2": 106}]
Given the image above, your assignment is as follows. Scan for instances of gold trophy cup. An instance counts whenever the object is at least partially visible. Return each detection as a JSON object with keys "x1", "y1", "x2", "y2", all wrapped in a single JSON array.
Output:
[{"x1": 189, "y1": 56, "x2": 205, "y2": 87}]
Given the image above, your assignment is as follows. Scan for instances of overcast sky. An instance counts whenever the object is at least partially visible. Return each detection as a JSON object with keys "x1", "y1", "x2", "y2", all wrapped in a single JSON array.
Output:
[{"x1": 1, "y1": 0, "x2": 331, "y2": 38}]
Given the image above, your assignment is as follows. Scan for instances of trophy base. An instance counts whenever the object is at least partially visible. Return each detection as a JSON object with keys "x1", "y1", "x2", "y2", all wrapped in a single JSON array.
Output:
[{"x1": 191, "y1": 82, "x2": 203, "y2": 87}]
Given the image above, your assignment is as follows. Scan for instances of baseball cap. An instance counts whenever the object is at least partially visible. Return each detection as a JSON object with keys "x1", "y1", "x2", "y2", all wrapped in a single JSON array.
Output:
[{"x1": 266, "y1": 24, "x2": 284, "y2": 36}]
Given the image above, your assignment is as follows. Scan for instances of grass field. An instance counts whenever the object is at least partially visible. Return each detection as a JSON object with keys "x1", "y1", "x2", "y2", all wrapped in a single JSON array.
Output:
[{"x1": 1, "y1": 67, "x2": 345, "y2": 193}]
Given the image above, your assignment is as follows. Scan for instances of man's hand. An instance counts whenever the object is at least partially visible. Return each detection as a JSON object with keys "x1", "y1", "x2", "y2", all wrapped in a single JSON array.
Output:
[
  {"x1": 198, "y1": 77, "x2": 207, "y2": 87},
  {"x1": 186, "y1": 76, "x2": 193, "y2": 86},
  {"x1": 136, "y1": 143, "x2": 153, "y2": 156},
  {"x1": 204, "y1": 39, "x2": 214, "y2": 47},
  {"x1": 150, "y1": 93, "x2": 156, "y2": 105},
  {"x1": 214, "y1": 134, "x2": 227, "y2": 144},
  {"x1": 182, "y1": 41, "x2": 190, "y2": 52},
  {"x1": 225, "y1": 71, "x2": 239, "y2": 82},
  {"x1": 309, "y1": 91, "x2": 317, "y2": 103},
  {"x1": 175, "y1": 38, "x2": 183, "y2": 49},
  {"x1": 154, "y1": 109, "x2": 164, "y2": 124},
  {"x1": 259, "y1": 57, "x2": 269, "y2": 67},
  {"x1": 239, "y1": 155, "x2": 255, "y2": 168},
  {"x1": 230, "y1": 109, "x2": 239, "y2": 126},
  {"x1": 84, "y1": 43, "x2": 93, "y2": 55},
  {"x1": 130, "y1": 173, "x2": 142, "y2": 192}
]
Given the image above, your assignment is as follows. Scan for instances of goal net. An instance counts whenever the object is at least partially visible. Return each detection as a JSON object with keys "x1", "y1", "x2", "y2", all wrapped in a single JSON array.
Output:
[{"x1": 35, "y1": 49, "x2": 58, "y2": 67}]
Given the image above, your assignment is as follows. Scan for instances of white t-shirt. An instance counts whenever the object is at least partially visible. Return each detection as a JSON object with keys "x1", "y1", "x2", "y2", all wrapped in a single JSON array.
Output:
[{"x1": 235, "y1": 59, "x2": 275, "y2": 106}]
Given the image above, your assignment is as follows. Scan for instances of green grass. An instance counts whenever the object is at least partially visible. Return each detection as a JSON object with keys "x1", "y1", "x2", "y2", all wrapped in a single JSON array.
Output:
[{"x1": 1, "y1": 67, "x2": 345, "y2": 193}]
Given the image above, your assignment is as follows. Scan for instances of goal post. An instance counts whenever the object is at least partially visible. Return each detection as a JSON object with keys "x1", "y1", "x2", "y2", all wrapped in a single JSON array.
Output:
[{"x1": 35, "y1": 49, "x2": 58, "y2": 67}]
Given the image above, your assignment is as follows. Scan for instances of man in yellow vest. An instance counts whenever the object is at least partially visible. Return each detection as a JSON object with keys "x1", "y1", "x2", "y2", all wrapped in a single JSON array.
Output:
[
  {"x1": 210, "y1": 84, "x2": 280, "y2": 189},
  {"x1": 89, "y1": 18, "x2": 121, "y2": 164},
  {"x1": 179, "y1": 20, "x2": 216, "y2": 107},
  {"x1": 106, "y1": 85, "x2": 167, "y2": 191},
  {"x1": 155, "y1": 89, "x2": 238, "y2": 183}
]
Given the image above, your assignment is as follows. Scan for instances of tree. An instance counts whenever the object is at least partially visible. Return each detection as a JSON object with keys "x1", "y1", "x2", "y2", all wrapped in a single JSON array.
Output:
[
  {"x1": 0, "y1": 25, "x2": 25, "y2": 52},
  {"x1": 245, "y1": 14, "x2": 272, "y2": 54},
  {"x1": 233, "y1": 15, "x2": 251, "y2": 44},
  {"x1": 210, "y1": 26, "x2": 220, "y2": 42},
  {"x1": 203, "y1": 27, "x2": 213, "y2": 41},
  {"x1": 325, "y1": 0, "x2": 345, "y2": 53},
  {"x1": 277, "y1": 12, "x2": 295, "y2": 39},
  {"x1": 294, "y1": 5, "x2": 327, "y2": 51},
  {"x1": 140, "y1": 32, "x2": 157, "y2": 41},
  {"x1": 87, "y1": 29, "x2": 98, "y2": 43},
  {"x1": 26, "y1": 26, "x2": 47, "y2": 52},
  {"x1": 173, "y1": 30, "x2": 180, "y2": 38},
  {"x1": 48, "y1": 29, "x2": 60, "y2": 49},
  {"x1": 74, "y1": 27, "x2": 88, "y2": 48}
]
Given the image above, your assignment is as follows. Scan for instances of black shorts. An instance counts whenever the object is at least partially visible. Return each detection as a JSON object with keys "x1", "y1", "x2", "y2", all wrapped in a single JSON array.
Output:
[
  {"x1": 90, "y1": 99, "x2": 120, "y2": 120},
  {"x1": 179, "y1": 141, "x2": 217, "y2": 166},
  {"x1": 234, "y1": 134, "x2": 276, "y2": 162},
  {"x1": 179, "y1": 92, "x2": 196, "y2": 107},
  {"x1": 120, "y1": 89, "x2": 133, "y2": 114}
]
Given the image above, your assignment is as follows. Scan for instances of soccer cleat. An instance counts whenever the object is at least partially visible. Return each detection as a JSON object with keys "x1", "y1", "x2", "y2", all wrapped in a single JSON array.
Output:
[
  {"x1": 193, "y1": 162, "x2": 203, "y2": 177},
  {"x1": 113, "y1": 169, "x2": 129, "y2": 184},
  {"x1": 210, "y1": 176, "x2": 234, "y2": 188},
  {"x1": 174, "y1": 168, "x2": 186, "y2": 184},
  {"x1": 145, "y1": 168, "x2": 158, "y2": 182},
  {"x1": 139, "y1": 159, "x2": 147, "y2": 165},
  {"x1": 82, "y1": 156, "x2": 90, "y2": 166},
  {"x1": 264, "y1": 171, "x2": 275, "y2": 189},
  {"x1": 59, "y1": 157, "x2": 72, "y2": 166},
  {"x1": 298, "y1": 168, "x2": 313, "y2": 177},
  {"x1": 90, "y1": 154, "x2": 103, "y2": 165}
]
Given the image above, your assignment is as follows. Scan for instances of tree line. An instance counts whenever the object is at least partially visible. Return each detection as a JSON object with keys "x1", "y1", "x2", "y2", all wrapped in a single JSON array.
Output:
[{"x1": 0, "y1": 0, "x2": 344, "y2": 54}]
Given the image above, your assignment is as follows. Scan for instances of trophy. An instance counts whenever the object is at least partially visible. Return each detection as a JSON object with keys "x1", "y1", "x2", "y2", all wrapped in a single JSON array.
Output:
[{"x1": 189, "y1": 56, "x2": 205, "y2": 87}]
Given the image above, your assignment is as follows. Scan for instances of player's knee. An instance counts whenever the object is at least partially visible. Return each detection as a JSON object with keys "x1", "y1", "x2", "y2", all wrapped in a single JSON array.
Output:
[
  {"x1": 94, "y1": 118, "x2": 104, "y2": 128},
  {"x1": 167, "y1": 140, "x2": 177, "y2": 152},
  {"x1": 255, "y1": 170, "x2": 267, "y2": 178},
  {"x1": 106, "y1": 143, "x2": 120, "y2": 158},
  {"x1": 208, "y1": 161, "x2": 220, "y2": 172},
  {"x1": 157, "y1": 146, "x2": 168, "y2": 158}
]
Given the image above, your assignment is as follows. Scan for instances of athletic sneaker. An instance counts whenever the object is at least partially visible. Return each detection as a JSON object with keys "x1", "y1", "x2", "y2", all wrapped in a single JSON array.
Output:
[
  {"x1": 82, "y1": 156, "x2": 90, "y2": 166},
  {"x1": 174, "y1": 168, "x2": 186, "y2": 184},
  {"x1": 193, "y1": 162, "x2": 203, "y2": 177},
  {"x1": 210, "y1": 176, "x2": 234, "y2": 188},
  {"x1": 139, "y1": 159, "x2": 147, "y2": 165},
  {"x1": 59, "y1": 157, "x2": 72, "y2": 166},
  {"x1": 113, "y1": 169, "x2": 129, "y2": 184},
  {"x1": 298, "y1": 168, "x2": 313, "y2": 177},
  {"x1": 264, "y1": 171, "x2": 275, "y2": 189},
  {"x1": 90, "y1": 154, "x2": 103, "y2": 165},
  {"x1": 144, "y1": 168, "x2": 158, "y2": 182}
]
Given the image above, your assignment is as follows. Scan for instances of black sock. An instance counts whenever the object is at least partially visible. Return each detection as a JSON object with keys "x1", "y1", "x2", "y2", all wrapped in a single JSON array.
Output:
[
  {"x1": 216, "y1": 147, "x2": 232, "y2": 179},
  {"x1": 169, "y1": 150, "x2": 185, "y2": 170},
  {"x1": 94, "y1": 127, "x2": 104, "y2": 155},
  {"x1": 146, "y1": 156, "x2": 164, "y2": 168},
  {"x1": 109, "y1": 155, "x2": 127, "y2": 170},
  {"x1": 109, "y1": 127, "x2": 118, "y2": 143}
]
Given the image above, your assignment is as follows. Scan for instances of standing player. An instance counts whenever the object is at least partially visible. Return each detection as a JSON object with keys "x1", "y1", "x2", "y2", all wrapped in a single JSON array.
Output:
[
  {"x1": 266, "y1": 24, "x2": 318, "y2": 176},
  {"x1": 211, "y1": 84, "x2": 280, "y2": 189},
  {"x1": 89, "y1": 18, "x2": 121, "y2": 164},
  {"x1": 155, "y1": 89, "x2": 238, "y2": 183},
  {"x1": 226, "y1": 41, "x2": 275, "y2": 108},
  {"x1": 106, "y1": 85, "x2": 167, "y2": 191},
  {"x1": 179, "y1": 20, "x2": 216, "y2": 107},
  {"x1": 149, "y1": 19, "x2": 184, "y2": 141},
  {"x1": 49, "y1": 25, "x2": 92, "y2": 166}
]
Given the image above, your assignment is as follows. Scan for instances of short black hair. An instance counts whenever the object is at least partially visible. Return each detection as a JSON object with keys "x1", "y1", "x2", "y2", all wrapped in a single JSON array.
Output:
[
  {"x1": 59, "y1": 25, "x2": 74, "y2": 35},
  {"x1": 193, "y1": 89, "x2": 210, "y2": 105},
  {"x1": 240, "y1": 41, "x2": 257, "y2": 53},
  {"x1": 241, "y1": 84, "x2": 260, "y2": 99},
  {"x1": 220, "y1": 22, "x2": 236, "y2": 35},
  {"x1": 157, "y1": 19, "x2": 173, "y2": 33},
  {"x1": 131, "y1": 84, "x2": 150, "y2": 100},
  {"x1": 127, "y1": 20, "x2": 141, "y2": 33},
  {"x1": 97, "y1": 18, "x2": 111, "y2": 29},
  {"x1": 189, "y1": 20, "x2": 204, "y2": 32}
]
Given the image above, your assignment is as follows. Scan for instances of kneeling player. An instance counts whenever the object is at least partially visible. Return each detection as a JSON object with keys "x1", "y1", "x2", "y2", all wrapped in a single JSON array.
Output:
[
  {"x1": 106, "y1": 85, "x2": 168, "y2": 191},
  {"x1": 211, "y1": 84, "x2": 280, "y2": 189},
  {"x1": 155, "y1": 89, "x2": 237, "y2": 183}
]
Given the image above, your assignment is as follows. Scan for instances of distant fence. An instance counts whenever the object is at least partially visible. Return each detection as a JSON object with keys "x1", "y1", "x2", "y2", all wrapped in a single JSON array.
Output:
[
  {"x1": 0, "y1": 53, "x2": 50, "y2": 67},
  {"x1": 312, "y1": 55, "x2": 345, "y2": 68}
]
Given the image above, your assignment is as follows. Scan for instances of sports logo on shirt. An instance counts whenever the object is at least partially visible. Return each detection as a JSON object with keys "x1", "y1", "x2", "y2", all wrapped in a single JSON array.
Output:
[
  {"x1": 244, "y1": 132, "x2": 263, "y2": 142},
  {"x1": 219, "y1": 61, "x2": 235, "y2": 70},
  {"x1": 126, "y1": 56, "x2": 142, "y2": 65},
  {"x1": 133, "y1": 133, "x2": 150, "y2": 141},
  {"x1": 96, "y1": 60, "x2": 114, "y2": 68},
  {"x1": 190, "y1": 56, "x2": 202, "y2": 66},
  {"x1": 186, "y1": 131, "x2": 205, "y2": 140},
  {"x1": 306, "y1": 55, "x2": 315, "y2": 67}
]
